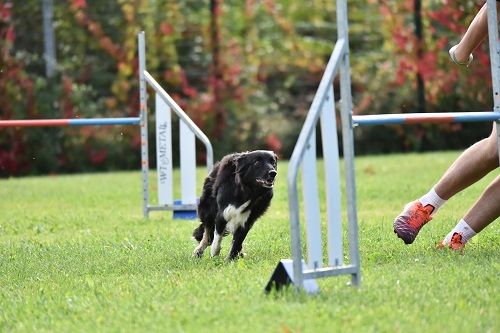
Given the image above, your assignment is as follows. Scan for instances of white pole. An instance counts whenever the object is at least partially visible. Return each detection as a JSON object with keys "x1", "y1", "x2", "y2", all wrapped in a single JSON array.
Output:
[
  {"x1": 180, "y1": 120, "x2": 197, "y2": 205},
  {"x1": 156, "y1": 93, "x2": 174, "y2": 206},
  {"x1": 302, "y1": 131, "x2": 323, "y2": 269},
  {"x1": 138, "y1": 32, "x2": 150, "y2": 218},
  {"x1": 320, "y1": 87, "x2": 343, "y2": 266}
]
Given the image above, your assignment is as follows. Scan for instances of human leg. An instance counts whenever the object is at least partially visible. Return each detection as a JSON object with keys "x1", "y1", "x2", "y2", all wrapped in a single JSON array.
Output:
[
  {"x1": 434, "y1": 124, "x2": 499, "y2": 200},
  {"x1": 450, "y1": 2, "x2": 500, "y2": 64},
  {"x1": 394, "y1": 124, "x2": 499, "y2": 244},
  {"x1": 451, "y1": 3, "x2": 488, "y2": 64},
  {"x1": 440, "y1": 175, "x2": 500, "y2": 250},
  {"x1": 462, "y1": 175, "x2": 500, "y2": 232}
]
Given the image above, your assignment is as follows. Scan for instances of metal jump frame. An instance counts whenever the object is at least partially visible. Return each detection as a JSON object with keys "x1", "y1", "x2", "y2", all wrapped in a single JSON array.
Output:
[
  {"x1": 286, "y1": 0, "x2": 500, "y2": 291},
  {"x1": 0, "y1": 32, "x2": 213, "y2": 220},
  {"x1": 138, "y1": 32, "x2": 214, "y2": 218}
]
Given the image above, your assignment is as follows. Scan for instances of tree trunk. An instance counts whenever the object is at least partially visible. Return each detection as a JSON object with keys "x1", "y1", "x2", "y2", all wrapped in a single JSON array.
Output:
[
  {"x1": 414, "y1": 0, "x2": 426, "y2": 113},
  {"x1": 210, "y1": 0, "x2": 225, "y2": 138}
]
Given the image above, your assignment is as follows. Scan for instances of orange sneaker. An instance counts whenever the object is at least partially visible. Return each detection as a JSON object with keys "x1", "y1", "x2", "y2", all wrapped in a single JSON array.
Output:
[
  {"x1": 393, "y1": 201, "x2": 433, "y2": 244},
  {"x1": 437, "y1": 232, "x2": 465, "y2": 252}
]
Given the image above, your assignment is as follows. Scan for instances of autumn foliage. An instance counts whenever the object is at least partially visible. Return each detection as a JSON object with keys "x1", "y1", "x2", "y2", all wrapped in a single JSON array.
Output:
[{"x1": 0, "y1": 0, "x2": 495, "y2": 176}]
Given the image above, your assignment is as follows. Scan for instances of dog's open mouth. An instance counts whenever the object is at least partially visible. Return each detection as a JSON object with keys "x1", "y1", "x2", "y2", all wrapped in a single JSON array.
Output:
[{"x1": 256, "y1": 178, "x2": 275, "y2": 188}]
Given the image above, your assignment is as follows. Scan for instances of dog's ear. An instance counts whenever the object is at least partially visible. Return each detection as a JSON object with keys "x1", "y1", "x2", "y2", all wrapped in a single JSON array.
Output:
[
  {"x1": 233, "y1": 153, "x2": 248, "y2": 185},
  {"x1": 233, "y1": 153, "x2": 248, "y2": 173}
]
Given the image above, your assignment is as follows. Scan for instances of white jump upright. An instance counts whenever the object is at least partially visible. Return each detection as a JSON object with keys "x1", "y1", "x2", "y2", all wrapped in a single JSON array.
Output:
[
  {"x1": 486, "y1": 0, "x2": 500, "y2": 162},
  {"x1": 138, "y1": 31, "x2": 213, "y2": 219},
  {"x1": 267, "y1": 0, "x2": 500, "y2": 294},
  {"x1": 180, "y1": 120, "x2": 197, "y2": 209},
  {"x1": 155, "y1": 94, "x2": 174, "y2": 207},
  {"x1": 266, "y1": 0, "x2": 359, "y2": 293}
]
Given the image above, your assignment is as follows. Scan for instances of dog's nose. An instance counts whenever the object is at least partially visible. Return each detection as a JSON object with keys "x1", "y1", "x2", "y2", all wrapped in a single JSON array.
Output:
[{"x1": 269, "y1": 170, "x2": 277, "y2": 179}]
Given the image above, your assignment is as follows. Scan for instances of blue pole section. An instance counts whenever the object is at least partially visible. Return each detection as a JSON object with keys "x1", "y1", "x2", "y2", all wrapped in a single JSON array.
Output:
[
  {"x1": 67, "y1": 118, "x2": 141, "y2": 126},
  {"x1": 352, "y1": 112, "x2": 500, "y2": 126}
]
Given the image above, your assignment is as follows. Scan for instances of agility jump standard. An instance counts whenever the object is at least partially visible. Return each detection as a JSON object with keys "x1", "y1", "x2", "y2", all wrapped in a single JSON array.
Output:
[
  {"x1": 267, "y1": 0, "x2": 500, "y2": 293},
  {"x1": 0, "y1": 32, "x2": 213, "y2": 220},
  {"x1": 137, "y1": 31, "x2": 213, "y2": 218}
]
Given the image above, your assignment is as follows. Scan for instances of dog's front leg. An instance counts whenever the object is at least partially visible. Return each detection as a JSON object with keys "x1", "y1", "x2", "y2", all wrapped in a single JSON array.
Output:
[
  {"x1": 227, "y1": 226, "x2": 250, "y2": 260},
  {"x1": 211, "y1": 215, "x2": 226, "y2": 257},
  {"x1": 192, "y1": 227, "x2": 210, "y2": 258}
]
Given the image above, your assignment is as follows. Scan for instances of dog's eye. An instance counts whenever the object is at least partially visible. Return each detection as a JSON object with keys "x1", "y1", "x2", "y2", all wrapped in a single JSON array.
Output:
[{"x1": 254, "y1": 161, "x2": 260, "y2": 166}]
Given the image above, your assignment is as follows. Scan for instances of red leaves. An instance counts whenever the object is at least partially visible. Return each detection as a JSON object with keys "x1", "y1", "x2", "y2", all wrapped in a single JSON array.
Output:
[
  {"x1": 70, "y1": 0, "x2": 87, "y2": 11},
  {"x1": 160, "y1": 23, "x2": 174, "y2": 36},
  {"x1": 0, "y1": 2, "x2": 14, "y2": 44},
  {"x1": 5, "y1": 26, "x2": 14, "y2": 42},
  {"x1": 163, "y1": 68, "x2": 199, "y2": 98},
  {"x1": 98, "y1": 36, "x2": 122, "y2": 60},
  {"x1": 428, "y1": 4, "x2": 467, "y2": 34},
  {"x1": 89, "y1": 149, "x2": 107, "y2": 165},
  {"x1": 416, "y1": 51, "x2": 437, "y2": 81},
  {"x1": 377, "y1": 1, "x2": 491, "y2": 103},
  {"x1": 265, "y1": 133, "x2": 282, "y2": 156},
  {"x1": 395, "y1": 58, "x2": 414, "y2": 85},
  {"x1": 0, "y1": 142, "x2": 27, "y2": 176},
  {"x1": 0, "y1": 2, "x2": 12, "y2": 22},
  {"x1": 61, "y1": 76, "x2": 74, "y2": 117},
  {"x1": 69, "y1": 2, "x2": 124, "y2": 61}
]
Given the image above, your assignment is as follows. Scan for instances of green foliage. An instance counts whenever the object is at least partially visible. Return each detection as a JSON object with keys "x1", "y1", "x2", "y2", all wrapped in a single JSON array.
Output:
[
  {"x1": 355, "y1": 0, "x2": 494, "y2": 152},
  {"x1": 0, "y1": 153, "x2": 498, "y2": 331},
  {"x1": 0, "y1": 0, "x2": 495, "y2": 176}
]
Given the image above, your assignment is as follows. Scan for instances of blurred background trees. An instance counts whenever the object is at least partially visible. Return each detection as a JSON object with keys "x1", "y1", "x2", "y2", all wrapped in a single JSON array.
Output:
[{"x1": 0, "y1": 0, "x2": 495, "y2": 176}]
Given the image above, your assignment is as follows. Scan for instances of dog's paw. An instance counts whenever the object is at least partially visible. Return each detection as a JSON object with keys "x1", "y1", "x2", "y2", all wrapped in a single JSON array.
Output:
[
  {"x1": 210, "y1": 245, "x2": 221, "y2": 257},
  {"x1": 192, "y1": 249, "x2": 204, "y2": 258},
  {"x1": 225, "y1": 252, "x2": 245, "y2": 261},
  {"x1": 210, "y1": 251, "x2": 221, "y2": 258}
]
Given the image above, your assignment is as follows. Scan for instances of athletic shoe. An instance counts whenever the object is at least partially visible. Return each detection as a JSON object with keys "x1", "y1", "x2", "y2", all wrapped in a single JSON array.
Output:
[
  {"x1": 437, "y1": 232, "x2": 465, "y2": 252},
  {"x1": 393, "y1": 201, "x2": 433, "y2": 244},
  {"x1": 449, "y1": 45, "x2": 473, "y2": 67}
]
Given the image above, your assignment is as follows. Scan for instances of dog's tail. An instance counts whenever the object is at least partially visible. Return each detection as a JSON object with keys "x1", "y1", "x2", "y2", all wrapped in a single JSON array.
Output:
[{"x1": 192, "y1": 224, "x2": 205, "y2": 243}]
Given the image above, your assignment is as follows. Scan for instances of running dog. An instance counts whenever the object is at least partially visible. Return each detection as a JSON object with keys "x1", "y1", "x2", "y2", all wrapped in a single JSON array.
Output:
[{"x1": 192, "y1": 150, "x2": 277, "y2": 260}]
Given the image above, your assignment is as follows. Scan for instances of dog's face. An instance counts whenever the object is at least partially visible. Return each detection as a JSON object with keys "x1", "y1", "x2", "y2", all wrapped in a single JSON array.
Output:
[{"x1": 235, "y1": 150, "x2": 278, "y2": 189}]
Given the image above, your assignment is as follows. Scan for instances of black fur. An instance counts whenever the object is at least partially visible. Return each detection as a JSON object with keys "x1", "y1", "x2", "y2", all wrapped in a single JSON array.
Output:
[{"x1": 192, "y1": 150, "x2": 277, "y2": 260}]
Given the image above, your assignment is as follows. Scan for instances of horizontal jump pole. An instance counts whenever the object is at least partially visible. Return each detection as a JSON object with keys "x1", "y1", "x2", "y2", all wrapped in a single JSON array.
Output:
[
  {"x1": 352, "y1": 112, "x2": 500, "y2": 126},
  {"x1": 0, "y1": 117, "x2": 140, "y2": 128}
]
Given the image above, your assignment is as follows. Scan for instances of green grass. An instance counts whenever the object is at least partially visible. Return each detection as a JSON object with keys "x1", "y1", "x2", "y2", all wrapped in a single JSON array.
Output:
[{"x1": 0, "y1": 151, "x2": 498, "y2": 332}]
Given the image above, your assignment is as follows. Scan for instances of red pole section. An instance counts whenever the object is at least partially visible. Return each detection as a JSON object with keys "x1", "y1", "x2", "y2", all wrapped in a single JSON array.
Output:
[
  {"x1": 0, "y1": 117, "x2": 141, "y2": 127},
  {"x1": 0, "y1": 119, "x2": 70, "y2": 127}
]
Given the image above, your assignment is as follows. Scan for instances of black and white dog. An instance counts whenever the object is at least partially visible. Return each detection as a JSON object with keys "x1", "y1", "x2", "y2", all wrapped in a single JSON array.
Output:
[{"x1": 192, "y1": 150, "x2": 277, "y2": 260}]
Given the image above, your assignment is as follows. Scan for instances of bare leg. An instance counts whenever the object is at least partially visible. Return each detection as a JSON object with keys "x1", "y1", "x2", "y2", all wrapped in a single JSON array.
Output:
[
  {"x1": 454, "y1": 4, "x2": 488, "y2": 62},
  {"x1": 463, "y1": 175, "x2": 500, "y2": 232},
  {"x1": 434, "y1": 125, "x2": 499, "y2": 199},
  {"x1": 453, "y1": 2, "x2": 500, "y2": 63}
]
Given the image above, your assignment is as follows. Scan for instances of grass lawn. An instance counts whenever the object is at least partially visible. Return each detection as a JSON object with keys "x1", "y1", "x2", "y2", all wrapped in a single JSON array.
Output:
[{"x1": 0, "y1": 151, "x2": 498, "y2": 332}]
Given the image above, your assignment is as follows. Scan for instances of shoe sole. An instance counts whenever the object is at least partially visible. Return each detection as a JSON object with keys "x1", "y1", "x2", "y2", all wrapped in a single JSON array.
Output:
[{"x1": 393, "y1": 222, "x2": 417, "y2": 245}]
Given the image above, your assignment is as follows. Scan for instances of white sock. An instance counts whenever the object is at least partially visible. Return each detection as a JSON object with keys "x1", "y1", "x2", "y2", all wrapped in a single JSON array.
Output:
[
  {"x1": 442, "y1": 219, "x2": 477, "y2": 245},
  {"x1": 418, "y1": 187, "x2": 446, "y2": 216}
]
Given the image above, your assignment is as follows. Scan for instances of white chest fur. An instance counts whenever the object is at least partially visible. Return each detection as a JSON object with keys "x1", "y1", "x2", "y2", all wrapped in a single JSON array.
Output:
[{"x1": 223, "y1": 200, "x2": 251, "y2": 234}]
